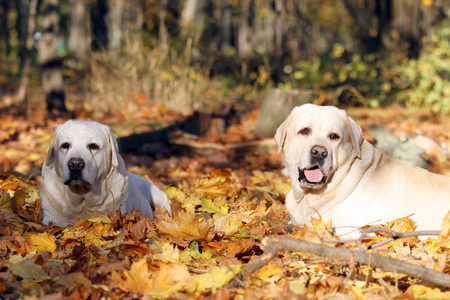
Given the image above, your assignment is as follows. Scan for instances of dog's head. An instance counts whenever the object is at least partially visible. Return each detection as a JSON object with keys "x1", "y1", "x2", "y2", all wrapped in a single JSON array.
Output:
[
  {"x1": 275, "y1": 104, "x2": 363, "y2": 192},
  {"x1": 44, "y1": 120, "x2": 120, "y2": 194}
]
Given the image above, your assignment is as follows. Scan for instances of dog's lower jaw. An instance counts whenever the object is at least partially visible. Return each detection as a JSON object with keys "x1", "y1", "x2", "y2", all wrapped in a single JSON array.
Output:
[{"x1": 65, "y1": 180, "x2": 91, "y2": 195}]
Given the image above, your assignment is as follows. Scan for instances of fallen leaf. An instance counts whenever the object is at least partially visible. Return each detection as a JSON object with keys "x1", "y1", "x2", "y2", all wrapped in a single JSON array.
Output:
[
  {"x1": 29, "y1": 232, "x2": 57, "y2": 252},
  {"x1": 156, "y1": 202, "x2": 215, "y2": 242}
]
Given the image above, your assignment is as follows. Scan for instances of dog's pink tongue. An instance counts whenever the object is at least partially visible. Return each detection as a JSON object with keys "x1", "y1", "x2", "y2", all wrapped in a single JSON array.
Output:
[{"x1": 304, "y1": 169, "x2": 324, "y2": 183}]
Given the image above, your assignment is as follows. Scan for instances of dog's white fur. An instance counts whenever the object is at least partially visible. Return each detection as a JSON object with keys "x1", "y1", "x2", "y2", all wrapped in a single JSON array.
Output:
[
  {"x1": 41, "y1": 120, "x2": 171, "y2": 226},
  {"x1": 276, "y1": 104, "x2": 450, "y2": 238}
]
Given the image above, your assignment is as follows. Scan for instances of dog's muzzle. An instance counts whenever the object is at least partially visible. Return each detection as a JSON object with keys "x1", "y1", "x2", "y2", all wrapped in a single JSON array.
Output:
[
  {"x1": 298, "y1": 145, "x2": 328, "y2": 188},
  {"x1": 64, "y1": 157, "x2": 91, "y2": 186}
]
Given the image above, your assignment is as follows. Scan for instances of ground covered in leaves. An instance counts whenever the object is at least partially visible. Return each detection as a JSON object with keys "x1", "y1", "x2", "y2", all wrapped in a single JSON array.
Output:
[{"x1": 1, "y1": 103, "x2": 450, "y2": 299}]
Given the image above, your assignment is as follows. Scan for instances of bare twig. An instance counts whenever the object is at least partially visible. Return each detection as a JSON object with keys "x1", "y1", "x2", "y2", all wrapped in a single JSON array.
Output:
[
  {"x1": 357, "y1": 228, "x2": 441, "y2": 251},
  {"x1": 232, "y1": 236, "x2": 450, "y2": 288}
]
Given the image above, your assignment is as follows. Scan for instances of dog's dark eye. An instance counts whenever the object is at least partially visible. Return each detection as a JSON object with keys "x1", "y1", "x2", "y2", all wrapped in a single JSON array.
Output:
[
  {"x1": 329, "y1": 133, "x2": 340, "y2": 140},
  {"x1": 88, "y1": 143, "x2": 100, "y2": 151},
  {"x1": 61, "y1": 143, "x2": 70, "y2": 150},
  {"x1": 299, "y1": 128, "x2": 310, "y2": 135}
]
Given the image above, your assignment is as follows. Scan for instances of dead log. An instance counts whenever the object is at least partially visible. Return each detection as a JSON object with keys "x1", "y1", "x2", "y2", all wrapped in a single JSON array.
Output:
[
  {"x1": 255, "y1": 89, "x2": 316, "y2": 137},
  {"x1": 233, "y1": 236, "x2": 450, "y2": 289},
  {"x1": 117, "y1": 128, "x2": 174, "y2": 154}
]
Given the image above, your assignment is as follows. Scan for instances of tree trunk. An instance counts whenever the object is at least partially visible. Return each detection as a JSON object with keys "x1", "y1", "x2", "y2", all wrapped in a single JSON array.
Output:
[
  {"x1": 37, "y1": 0, "x2": 66, "y2": 113},
  {"x1": 219, "y1": 0, "x2": 232, "y2": 54},
  {"x1": 392, "y1": 0, "x2": 420, "y2": 59},
  {"x1": 108, "y1": 0, "x2": 123, "y2": 57},
  {"x1": 17, "y1": 0, "x2": 38, "y2": 103},
  {"x1": 0, "y1": 1, "x2": 11, "y2": 55},
  {"x1": 255, "y1": 89, "x2": 317, "y2": 137},
  {"x1": 274, "y1": 0, "x2": 285, "y2": 82},
  {"x1": 90, "y1": 0, "x2": 108, "y2": 51},
  {"x1": 159, "y1": 0, "x2": 169, "y2": 54},
  {"x1": 68, "y1": 0, "x2": 88, "y2": 61}
]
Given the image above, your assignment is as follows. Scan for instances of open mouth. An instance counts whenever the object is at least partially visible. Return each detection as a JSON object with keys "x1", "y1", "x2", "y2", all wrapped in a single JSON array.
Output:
[{"x1": 298, "y1": 166, "x2": 326, "y2": 186}]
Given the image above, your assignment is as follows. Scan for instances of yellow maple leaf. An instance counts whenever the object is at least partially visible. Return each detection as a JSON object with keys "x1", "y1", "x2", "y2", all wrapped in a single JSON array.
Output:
[
  {"x1": 182, "y1": 196, "x2": 202, "y2": 213},
  {"x1": 147, "y1": 262, "x2": 190, "y2": 297},
  {"x1": 195, "y1": 175, "x2": 231, "y2": 196},
  {"x1": 29, "y1": 232, "x2": 57, "y2": 252},
  {"x1": 257, "y1": 262, "x2": 284, "y2": 283},
  {"x1": 119, "y1": 259, "x2": 153, "y2": 294},
  {"x1": 152, "y1": 241, "x2": 181, "y2": 263},
  {"x1": 387, "y1": 215, "x2": 416, "y2": 232},
  {"x1": 408, "y1": 285, "x2": 450, "y2": 299},
  {"x1": 156, "y1": 202, "x2": 215, "y2": 242},
  {"x1": 214, "y1": 214, "x2": 243, "y2": 236},
  {"x1": 164, "y1": 186, "x2": 187, "y2": 203},
  {"x1": 198, "y1": 198, "x2": 228, "y2": 218},
  {"x1": 87, "y1": 214, "x2": 111, "y2": 224},
  {"x1": 182, "y1": 265, "x2": 242, "y2": 295}
]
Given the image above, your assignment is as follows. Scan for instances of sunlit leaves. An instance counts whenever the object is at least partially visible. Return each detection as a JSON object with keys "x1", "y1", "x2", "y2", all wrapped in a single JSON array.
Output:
[{"x1": 1, "y1": 163, "x2": 449, "y2": 299}]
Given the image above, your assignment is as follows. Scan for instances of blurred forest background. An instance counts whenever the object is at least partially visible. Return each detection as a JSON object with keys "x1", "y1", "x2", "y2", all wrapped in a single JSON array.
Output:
[
  {"x1": 0, "y1": 0, "x2": 449, "y2": 116},
  {"x1": 1, "y1": 2, "x2": 450, "y2": 298}
]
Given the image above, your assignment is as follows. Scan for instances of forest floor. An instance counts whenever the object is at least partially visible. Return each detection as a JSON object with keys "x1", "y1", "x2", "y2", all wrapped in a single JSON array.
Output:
[{"x1": 1, "y1": 97, "x2": 450, "y2": 299}]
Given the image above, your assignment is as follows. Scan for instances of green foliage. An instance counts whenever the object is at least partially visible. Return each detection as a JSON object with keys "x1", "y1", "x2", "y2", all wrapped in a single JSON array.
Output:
[
  {"x1": 398, "y1": 25, "x2": 450, "y2": 114},
  {"x1": 285, "y1": 22, "x2": 450, "y2": 113}
]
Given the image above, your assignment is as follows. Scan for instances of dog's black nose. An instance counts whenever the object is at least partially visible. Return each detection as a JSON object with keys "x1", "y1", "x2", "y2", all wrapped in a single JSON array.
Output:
[
  {"x1": 311, "y1": 145, "x2": 328, "y2": 159},
  {"x1": 68, "y1": 157, "x2": 85, "y2": 171}
]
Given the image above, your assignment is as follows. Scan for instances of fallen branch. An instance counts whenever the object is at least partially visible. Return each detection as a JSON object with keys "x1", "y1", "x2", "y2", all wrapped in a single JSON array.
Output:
[{"x1": 233, "y1": 236, "x2": 450, "y2": 289}]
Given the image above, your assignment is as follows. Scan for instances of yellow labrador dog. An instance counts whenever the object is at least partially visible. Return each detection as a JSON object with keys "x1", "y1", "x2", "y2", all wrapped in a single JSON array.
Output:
[
  {"x1": 41, "y1": 120, "x2": 172, "y2": 226},
  {"x1": 276, "y1": 104, "x2": 450, "y2": 237}
]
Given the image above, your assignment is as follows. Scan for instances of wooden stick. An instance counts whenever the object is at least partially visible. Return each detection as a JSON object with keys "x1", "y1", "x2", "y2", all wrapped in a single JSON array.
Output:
[{"x1": 233, "y1": 236, "x2": 450, "y2": 288}]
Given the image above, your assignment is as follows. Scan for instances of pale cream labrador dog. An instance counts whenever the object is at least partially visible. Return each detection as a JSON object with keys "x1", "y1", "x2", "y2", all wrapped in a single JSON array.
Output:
[
  {"x1": 276, "y1": 104, "x2": 450, "y2": 238},
  {"x1": 41, "y1": 120, "x2": 172, "y2": 226}
]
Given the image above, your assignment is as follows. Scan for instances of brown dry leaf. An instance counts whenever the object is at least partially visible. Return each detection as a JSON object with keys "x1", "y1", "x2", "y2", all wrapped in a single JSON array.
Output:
[
  {"x1": 156, "y1": 202, "x2": 215, "y2": 242},
  {"x1": 387, "y1": 215, "x2": 417, "y2": 233},
  {"x1": 227, "y1": 238, "x2": 255, "y2": 255},
  {"x1": 55, "y1": 272, "x2": 91, "y2": 289}
]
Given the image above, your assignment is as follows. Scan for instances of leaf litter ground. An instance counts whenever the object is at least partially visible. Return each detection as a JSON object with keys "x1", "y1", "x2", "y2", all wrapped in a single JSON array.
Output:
[{"x1": 0, "y1": 104, "x2": 450, "y2": 299}]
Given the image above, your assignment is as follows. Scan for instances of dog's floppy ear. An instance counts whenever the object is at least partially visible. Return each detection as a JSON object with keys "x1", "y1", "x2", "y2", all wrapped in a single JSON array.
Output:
[
  {"x1": 44, "y1": 123, "x2": 64, "y2": 166},
  {"x1": 103, "y1": 126, "x2": 119, "y2": 168},
  {"x1": 275, "y1": 109, "x2": 297, "y2": 153},
  {"x1": 345, "y1": 115, "x2": 363, "y2": 159}
]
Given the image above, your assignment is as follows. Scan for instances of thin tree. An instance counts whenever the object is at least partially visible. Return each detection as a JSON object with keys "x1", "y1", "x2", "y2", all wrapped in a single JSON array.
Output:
[
  {"x1": 17, "y1": 0, "x2": 38, "y2": 102},
  {"x1": 37, "y1": 0, "x2": 67, "y2": 113}
]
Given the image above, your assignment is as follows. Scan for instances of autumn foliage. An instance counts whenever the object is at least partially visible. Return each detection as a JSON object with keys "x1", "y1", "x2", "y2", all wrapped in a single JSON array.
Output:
[{"x1": 1, "y1": 105, "x2": 450, "y2": 299}]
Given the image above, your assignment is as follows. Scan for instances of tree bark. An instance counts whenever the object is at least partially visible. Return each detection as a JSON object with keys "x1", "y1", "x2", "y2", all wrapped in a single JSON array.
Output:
[
  {"x1": 0, "y1": 1, "x2": 10, "y2": 55},
  {"x1": 108, "y1": 0, "x2": 123, "y2": 57},
  {"x1": 392, "y1": 0, "x2": 420, "y2": 59},
  {"x1": 68, "y1": 0, "x2": 88, "y2": 61},
  {"x1": 274, "y1": 0, "x2": 284, "y2": 81},
  {"x1": 17, "y1": 0, "x2": 38, "y2": 102},
  {"x1": 37, "y1": 0, "x2": 66, "y2": 113},
  {"x1": 159, "y1": 0, "x2": 169, "y2": 54}
]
